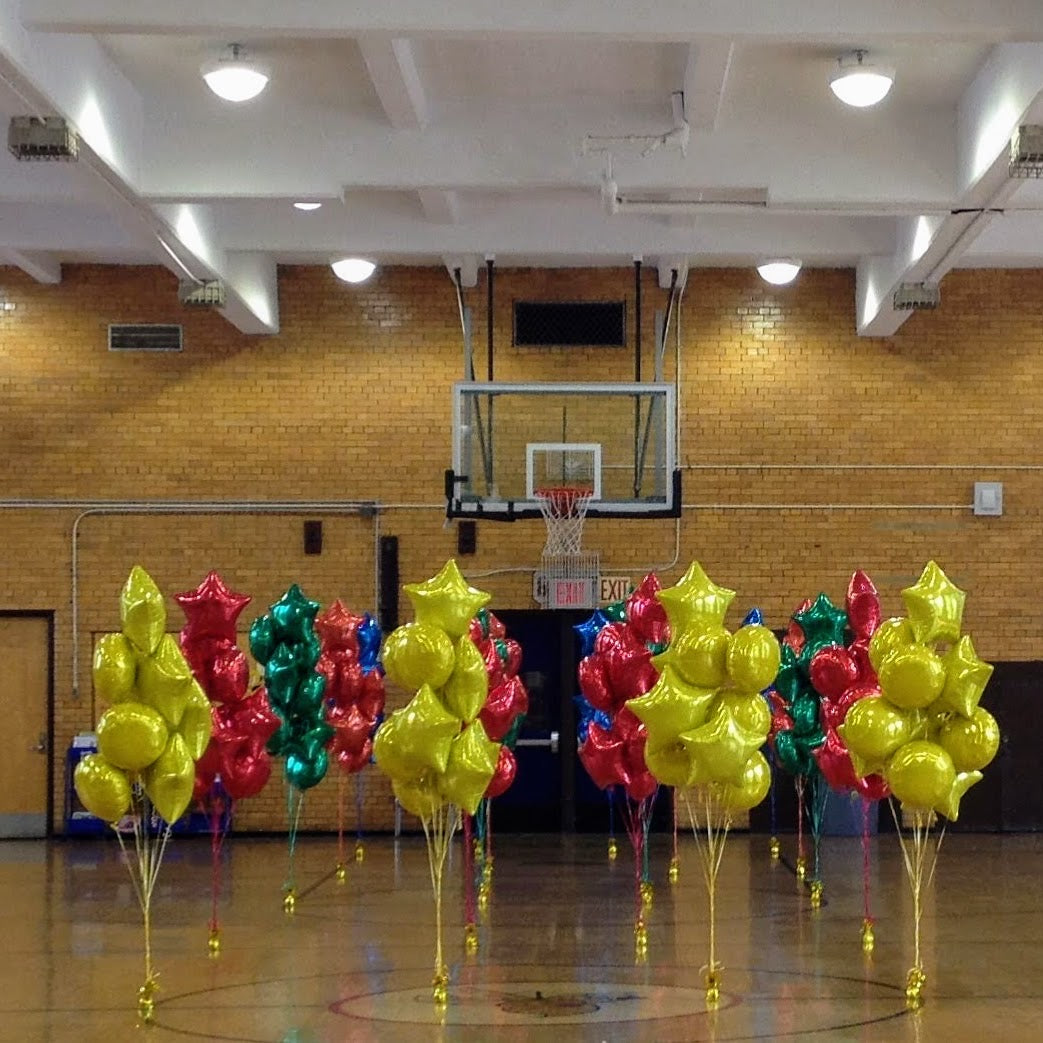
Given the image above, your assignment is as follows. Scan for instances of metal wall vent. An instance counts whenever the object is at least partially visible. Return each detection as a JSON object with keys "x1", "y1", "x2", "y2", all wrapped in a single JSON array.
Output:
[
  {"x1": 8, "y1": 116, "x2": 79, "y2": 161},
  {"x1": 108, "y1": 324, "x2": 183, "y2": 352}
]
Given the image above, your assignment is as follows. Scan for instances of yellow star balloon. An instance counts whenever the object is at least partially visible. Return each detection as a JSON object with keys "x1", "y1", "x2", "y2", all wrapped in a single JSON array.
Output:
[
  {"x1": 373, "y1": 684, "x2": 461, "y2": 777},
  {"x1": 405, "y1": 559, "x2": 491, "y2": 639},
  {"x1": 939, "y1": 635, "x2": 994, "y2": 718},
  {"x1": 438, "y1": 720, "x2": 499, "y2": 814},
  {"x1": 937, "y1": 769, "x2": 982, "y2": 821},
  {"x1": 626, "y1": 665, "x2": 717, "y2": 748},
  {"x1": 901, "y1": 561, "x2": 966, "y2": 645},
  {"x1": 392, "y1": 773, "x2": 443, "y2": 819},
  {"x1": 120, "y1": 565, "x2": 167, "y2": 655},
  {"x1": 442, "y1": 634, "x2": 488, "y2": 722},
  {"x1": 656, "y1": 562, "x2": 736, "y2": 635},
  {"x1": 680, "y1": 702, "x2": 764, "y2": 786}
]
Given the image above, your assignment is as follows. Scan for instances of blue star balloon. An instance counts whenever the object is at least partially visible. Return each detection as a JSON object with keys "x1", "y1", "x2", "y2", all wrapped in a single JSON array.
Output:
[
  {"x1": 742, "y1": 606, "x2": 764, "y2": 626},
  {"x1": 574, "y1": 694, "x2": 611, "y2": 743},
  {"x1": 574, "y1": 609, "x2": 609, "y2": 658},
  {"x1": 357, "y1": 613, "x2": 384, "y2": 675}
]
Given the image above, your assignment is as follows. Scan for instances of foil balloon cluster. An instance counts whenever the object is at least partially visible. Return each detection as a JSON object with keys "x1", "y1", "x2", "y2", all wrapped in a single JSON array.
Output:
[
  {"x1": 627, "y1": 563, "x2": 780, "y2": 812},
  {"x1": 807, "y1": 571, "x2": 889, "y2": 801},
  {"x1": 839, "y1": 561, "x2": 998, "y2": 819},
  {"x1": 75, "y1": 566, "x2": 213, "y2": 825},
  {"x1": 470, "y1": 608, "x2": 528, "y2": 799},
  {"x1": 316, "y1": 601, "x2": 386, "y2": 774},
  {"x1": 176, "y1": 571, "x2": 280, "y2": 802},
  {"x1": 249, "y1": 585, "x2": 332, "y2": 791},
  {"x1": 375, "y1": 561, "x2": 500, "y2": 817},
  {"x1": 576, "y1": 576, "x2": 665, "y2": 801}
]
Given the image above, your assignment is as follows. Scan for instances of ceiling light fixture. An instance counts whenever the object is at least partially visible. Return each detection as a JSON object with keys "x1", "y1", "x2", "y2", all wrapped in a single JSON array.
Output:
[
  {"x1": 293, "y1": 202, "x2": 322, "y2": 211},
  {"x1": 202, "y1": 44, "x2": 270, "y2": 103},
  {"x1": 829, "y1": 51, "x2": 894, "y2": 108},
  {"x1": 331, "y1": 258, "x2": 376, "y2": 283},
  {"x1": 757, "y1": 260, "x2": 802, "y2": 285}
]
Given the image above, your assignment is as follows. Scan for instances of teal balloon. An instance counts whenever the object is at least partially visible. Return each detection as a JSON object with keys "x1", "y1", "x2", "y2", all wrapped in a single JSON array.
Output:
[
  {"x1": 268, "y1": 722, "x2": 293, "y2": 757},
  {"x1": 793, "y1": 594, "x2": 848, "y2": 660},
  {"x1": 271, "y1": 584, "x2": 321, "y2": 642},
  {"x1": 296, "y1": 671, "x2": 327, "y2": 713},
  {"x1": 286, "y1": 748, "x2": 328, "y2": 790},
  {"x1": 775, "y1": 730, "x2": 811, "y2": 775},
  {"x1": 503, "y1": 713, "x2": 526, "y2": 750},
  {"x1": 602, "y1": 600, "x2": 627, "y2": 623},
  {"x1": 791, "y1": 693, "x2": 820, "y2": 736},
  {"x1": 249, "y1": 616, "x2": 275, "y2": 664},
  {"x1": 774, "y1": 645, "x2": 804, "y2": 703}
]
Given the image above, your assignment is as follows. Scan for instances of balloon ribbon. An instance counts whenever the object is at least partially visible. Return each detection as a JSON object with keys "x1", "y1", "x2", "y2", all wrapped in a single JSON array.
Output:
[
  {"x1": 207, "y1": 793, "x2": 232, "y2": 953},
  {"x1": 860, "y1": 796, "x2": 875, "y2": 953},
  {"x1": 283, "y1": 784, "x2": 305, "y2": 912},
  {"x1": 421, "y1": 802, "x2": 462, "y2": 1006}
]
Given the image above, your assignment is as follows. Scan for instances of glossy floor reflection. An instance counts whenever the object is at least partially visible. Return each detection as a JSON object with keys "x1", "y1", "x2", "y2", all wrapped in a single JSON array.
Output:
[{"x1": 3, "y1": 829, "x2": 1042, "y2": 1041}]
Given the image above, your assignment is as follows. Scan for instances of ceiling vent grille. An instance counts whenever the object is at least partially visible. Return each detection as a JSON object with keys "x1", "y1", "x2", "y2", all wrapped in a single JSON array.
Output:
[
  {"x1": 108, "y1": 324, "x2": 183, "y2": 352},
  {"x1": 7, "y1": 116, "x2": 79, "y2": 160},
  {"x1": 892, "y1": 283, "x2": 940, "y2": 311},
  {"x1": 178, "y1": 279, "x2": 226, "y2": 308},
  {"x1": 1010, "y1": 125, "x2": 1043, "y2": 178}
]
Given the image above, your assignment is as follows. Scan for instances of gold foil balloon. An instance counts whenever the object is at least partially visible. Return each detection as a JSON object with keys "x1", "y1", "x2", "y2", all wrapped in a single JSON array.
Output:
[
  {"x1": 939, "y1": 770, "x2": 983, "y2": 821},
  {"x1": 374, "y1": 684, "x2": 461, "y2": 776},
  {"x1": 74, "y1": 753, "x2": 131, "y2": 822},
  {"x1": 120, "y1": 565, "x2": 167, "y2": 655},
  {"x1": 643, "y1": 740, "x2": 697, "y2": 788},
  {"x1": 626, "y1": 665, "x2": 717, "y2": 745},
  {"x1": 381, "y1": 622, "x2": 456, "y2": 691},
  {"x1": 838, "y1": 696, "x2": 911, "y2": 768},
  {"x1": 939, "y1": 636, "x2": 994, "y2": 717},
  {"x1": 143, "y1": 733, "x2": 195, "y2": 824},
  {"x1": 878, "y1": 645, "x2": 946, "y2": 710},
  {"x1": 438, "y1": 720, "x2": 499, "y2": 814},
  {"x1": 885, "y1": 740, "x2": 956, "y2": 811},
  {"x1": 725, "y1": 624, "x2": 781, "y2": 692},
  {"x1": 655, "y1": 562, "x2": 735, "y2": 633},
  {"x1": 137, "y1": 634, "x2": 193, "y2": 725},
  {"x1": 680, "y1": 703, "x2": 763, "y2": 785},
  {"x1": 92, "y1": 633, "x2": 137, "y2": 705},
  {"x1": 937, "y1": 707, "x2": 1000, "y2": 772},
  {"x1": 442, "y1": 635, "x2": 488, "y2": 722},
  {"x1": 868, "y1": 617, "x2": 917, "y2": 672},
  {"x1": 97, "y1": 702, "x2": 169, "y2": 771},
  {"x1": 404, "y1": 560, "x2": 491, "y2": 640},
  {"x1": 716, "y1": 691, "x2": 771, "y2": 737},
  {"x1": 392, "y1": 775, "x2": 443, "y2": 818},
  {"x1": 901, "y1": 561, "x2": 966, "y2": 645},
  {"x1": 663, "y1": 625, "x2": 731, "y2": 689},
  {"x1": 177, "y1": 680, "x2": 213, "y2": 760},
  {"x1": 719, "y1": 751, "x2": 772, "y2": 812}
]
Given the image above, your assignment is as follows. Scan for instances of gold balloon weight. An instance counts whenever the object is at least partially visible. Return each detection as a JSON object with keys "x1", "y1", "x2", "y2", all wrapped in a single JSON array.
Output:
[
  {"x1": 137, "y1": 975, "x2": 159, "y2": 1024},
  {"x1": 861, "y1": 917, "x2": 875, "y2": 954},
  {"x1": 207, "y1": 926, "x2": 221, "y2": 956}
]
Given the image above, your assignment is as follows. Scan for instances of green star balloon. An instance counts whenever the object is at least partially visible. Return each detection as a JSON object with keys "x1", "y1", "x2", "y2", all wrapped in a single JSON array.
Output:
[{"x1": 792, "y1": 593, "x2": 847, "y2": 658}]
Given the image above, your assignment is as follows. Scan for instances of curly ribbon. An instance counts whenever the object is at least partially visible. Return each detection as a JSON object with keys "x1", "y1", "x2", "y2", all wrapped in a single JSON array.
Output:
[
  {"x1": 282, "y1": 784, "x2": 305, "y2": 912},
  {"x1": 619, "y1": 788, "x2": 658, "y2": 958},
  {"x1": 795, "y1": 775, "x2": 807, "y2": 881},
  {"x1": 682, "y1": 786, "x2": 732, "y2": 1007},
  {"x1": 207, "y1": 793, "x2": 231, "y2": 953},
  {"x1": 669, "y1": 789, "x2": 680, "y2": 883},
  {"x1": 861, "y1": 796, "x2": 875, "y2": 953},
  {"x1": 354, "y1": 772, "x2": 366, "y2": 863},
  {"x1": 806, "y1": 772, "x2": 829, "y2": 907},
  {"x1": 421, "y1": 802, "x2": 462, "y2": 1006},
  {"x1": 607, "y1": 787, "x2": 618, "y2": 861},
  {"x1": 335, "y1": 773, "x2": 348, "y2": 880},
  {"x1": 113, "y1": 792, "x2": 172, "y2": 1023},
  {"x1": 462, "y1": 812, "x2": 478, "y2": 953},
  {"x1": 768, "y1": 748, "x2": 780, "y2": 861}
]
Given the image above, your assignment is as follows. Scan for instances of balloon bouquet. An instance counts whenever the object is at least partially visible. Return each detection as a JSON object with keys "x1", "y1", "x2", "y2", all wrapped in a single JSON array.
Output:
[
  {"x1": 176, "y1": 571, "x2": 281, "y2": 955},
  {"x1": 374, "y1": 561, "x2": 501, "y2": 1006},
  {"x1": 575, "y1": 578, "x2": 662, "y2": 958},
  {"x1": 839, "y1": 561, "x2": 998, "y2": 1007},
  {"x1": 248, "y1": 584, "x2": 333, "y2": 911},
  {"x1": 74, "y1": 566, "x2": 213, "y2": 1022},
  {"x1": 316, "y1": 601, "x2": 385, "y2": 877},
  {"x1": 628, "y1": 563, "x2": 778, "y2": 1005}
]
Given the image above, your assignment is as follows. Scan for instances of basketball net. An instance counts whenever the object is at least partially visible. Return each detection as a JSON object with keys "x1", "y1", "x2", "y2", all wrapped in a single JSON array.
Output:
[{"x1": 535, "y1": 486, "x2": 594, "y2": 556}]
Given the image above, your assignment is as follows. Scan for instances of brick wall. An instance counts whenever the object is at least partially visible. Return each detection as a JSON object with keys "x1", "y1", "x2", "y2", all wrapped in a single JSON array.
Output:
[{"x1": 1, "y1": 262, "x2": 1039, "y2": 832}]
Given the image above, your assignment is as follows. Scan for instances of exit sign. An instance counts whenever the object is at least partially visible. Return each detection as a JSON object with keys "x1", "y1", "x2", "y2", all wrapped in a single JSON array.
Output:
[{"x1": 599, "y1": 576, "x2": 632, "y2": 604}]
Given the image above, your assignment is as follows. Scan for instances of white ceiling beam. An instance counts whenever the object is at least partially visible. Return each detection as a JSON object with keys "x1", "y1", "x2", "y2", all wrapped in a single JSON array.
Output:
[
  {"x1": 443, "y1": 255, "x2": 478, "y2": 287},
  {"x1": 856, "y1": 43, "x2": 1043, "y2": 336},
  {"x1": 22, "y1": 0, "x2": 1043, "y2": 42},
  {"x1": 417, "y1": 189, "x2": 460, "y2": 224},
  {"x1": 1, "y1": 248, "x2": 61, "y2": 282},
  {"x1": 357, "y1": 35, "x2": 428, "y2": 130},
  {"x1": 682, "y1": 41, "x2": 734, "y2": 132}
]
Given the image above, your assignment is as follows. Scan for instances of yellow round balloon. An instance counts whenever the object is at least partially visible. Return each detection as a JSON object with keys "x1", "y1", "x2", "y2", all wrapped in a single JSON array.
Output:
[
  {"x1": 137, "y1": 634, "x2": 193, "y2": 726},
  {"x1": 643, "y1": 740, "x2": 697, "y2": 788},
  {"x1": 442, "y1": 635, "x2": 488, "y2": 723},
  {"x1": 726, "y1": 625, "x2": 781, "y2": 693},
  {"x1": 143, "y1": 733, "x2": 195, "y2": 824},
  {"x1": 392, "y1": 775, "x2": 443, "y2": 819},
  {"x1": 867, "y1": 617, "x2": 916, "y2": 673},
  {"x1": 92, "y1": 633, "x2": 138, "y2": 705},
  {"x1": 886, "y1": 740, "x2": 956, "y2": 811},
  {"x1": 716, "y1": 691, "x2": 771, "y2": 741},
  {"x1": 438, "y1": 720, "x2": 499, "y2": 814},
  {"x1": 381, "y1": 622, "x2": 456, "y2": 691},
  {"x1": 669, "y1": 625, "x2": 731, "y2": 689},
  {"x1": 937, "y1": 706, "x2": 1000, "y2": 773},
  {"x1": 878, "y1": 644, "x2": 946, "y2": 710},
  {"x1": 719, "y1": 751, "x2": 772, "y2": 812},
  {"x1": 120, "y1": 565, "x2": 167, "y2": 655},
  {"x1": 837, "y1": 697, "x2": 911, "y2": 768},
  {"x1": 74, "y1": 753, "x2": 131, "y2": 823},
  {"x1": 97, "y1": 701, "x2": 168, "y2": 771}
]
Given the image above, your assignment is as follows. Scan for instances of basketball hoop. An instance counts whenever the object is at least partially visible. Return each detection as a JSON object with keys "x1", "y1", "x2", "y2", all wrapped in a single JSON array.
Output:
[{"x1": 535, "y1": 486, "x2": 594, "y2": 557}]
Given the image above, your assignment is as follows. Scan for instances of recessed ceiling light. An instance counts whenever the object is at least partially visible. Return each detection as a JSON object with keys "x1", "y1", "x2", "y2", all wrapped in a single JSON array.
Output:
[
  {"x1": 202, "y1": 44, "x2": 270, "y2": 103},
  {"x1": 331, "y1": 258, "x2": 377, "y2": 283},
  {"x1": 829, "y1": 51, "x2": 894, "y2": 108},
  {"x1": 757, "y1": 260, "x2": 802, "y2": 285},
  {"x1": 293, "y1": 202, "x2": 322, "y2": 211}
]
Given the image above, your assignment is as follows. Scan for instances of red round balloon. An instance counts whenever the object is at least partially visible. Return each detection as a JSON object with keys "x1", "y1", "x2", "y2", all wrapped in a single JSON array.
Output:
[
  {"x1": 579, "y1": 723, "x2": 628, "y2": 791},
  {"x1": 809, "y1": 645, "x2": 859, "y2": 700},
  {"x1": 479, "y1": 679, "x2": 518, "y2": 741},
  {"x1": 220, "y1": 740, "x2": 273, "y2": 799},
  {"x1": 484, "y1": 746, "x2": 517, "y2": 798},
  {"x1": 578, "y1": 654, "x2": 614, "y2": 714}
]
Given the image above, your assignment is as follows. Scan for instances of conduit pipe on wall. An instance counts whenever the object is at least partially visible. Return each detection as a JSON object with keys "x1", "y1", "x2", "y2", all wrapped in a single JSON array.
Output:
[{"x1": 69, "y1": 501, "x2": 379, "y2": 702}]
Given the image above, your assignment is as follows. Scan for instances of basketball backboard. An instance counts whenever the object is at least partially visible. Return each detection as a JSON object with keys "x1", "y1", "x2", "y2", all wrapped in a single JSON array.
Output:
[{"x1": 446, "y1": 381, "x2": 679, "y2": 519}]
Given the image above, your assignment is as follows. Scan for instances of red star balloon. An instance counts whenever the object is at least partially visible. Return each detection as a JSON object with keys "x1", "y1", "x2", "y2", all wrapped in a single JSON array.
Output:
[
  {"x1": 175, "y1": 571, "x2": 251, "y2": 644},
  {"x1": 314, "y1": 599, "x2": 363, "y2": 653}
]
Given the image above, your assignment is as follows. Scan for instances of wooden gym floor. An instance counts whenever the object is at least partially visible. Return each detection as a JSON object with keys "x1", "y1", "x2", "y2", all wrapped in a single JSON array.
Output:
[{"x1": 2, "y1": 829, "x2": 1042, "y2": 1041}]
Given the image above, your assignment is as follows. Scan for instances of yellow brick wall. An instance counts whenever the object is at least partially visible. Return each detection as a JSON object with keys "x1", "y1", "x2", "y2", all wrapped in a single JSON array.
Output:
[{"x1": 0, "y1": 262, "x2": 1038, "y2": 832}]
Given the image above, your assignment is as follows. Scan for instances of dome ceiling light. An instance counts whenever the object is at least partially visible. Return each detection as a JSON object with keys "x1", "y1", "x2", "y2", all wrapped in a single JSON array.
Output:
[
  {"x1": 756, "y1": 260, "x2": 802, "y2": 285},
  {"x1": 331, "y1": 258, "x2": 377, "y2": 283},
  {"x1": 202, "y1": 44, "x2": 270, "y2": 103},
  {"x1": 829, "y1": 50, "x2": 894, "y2": 108}
]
